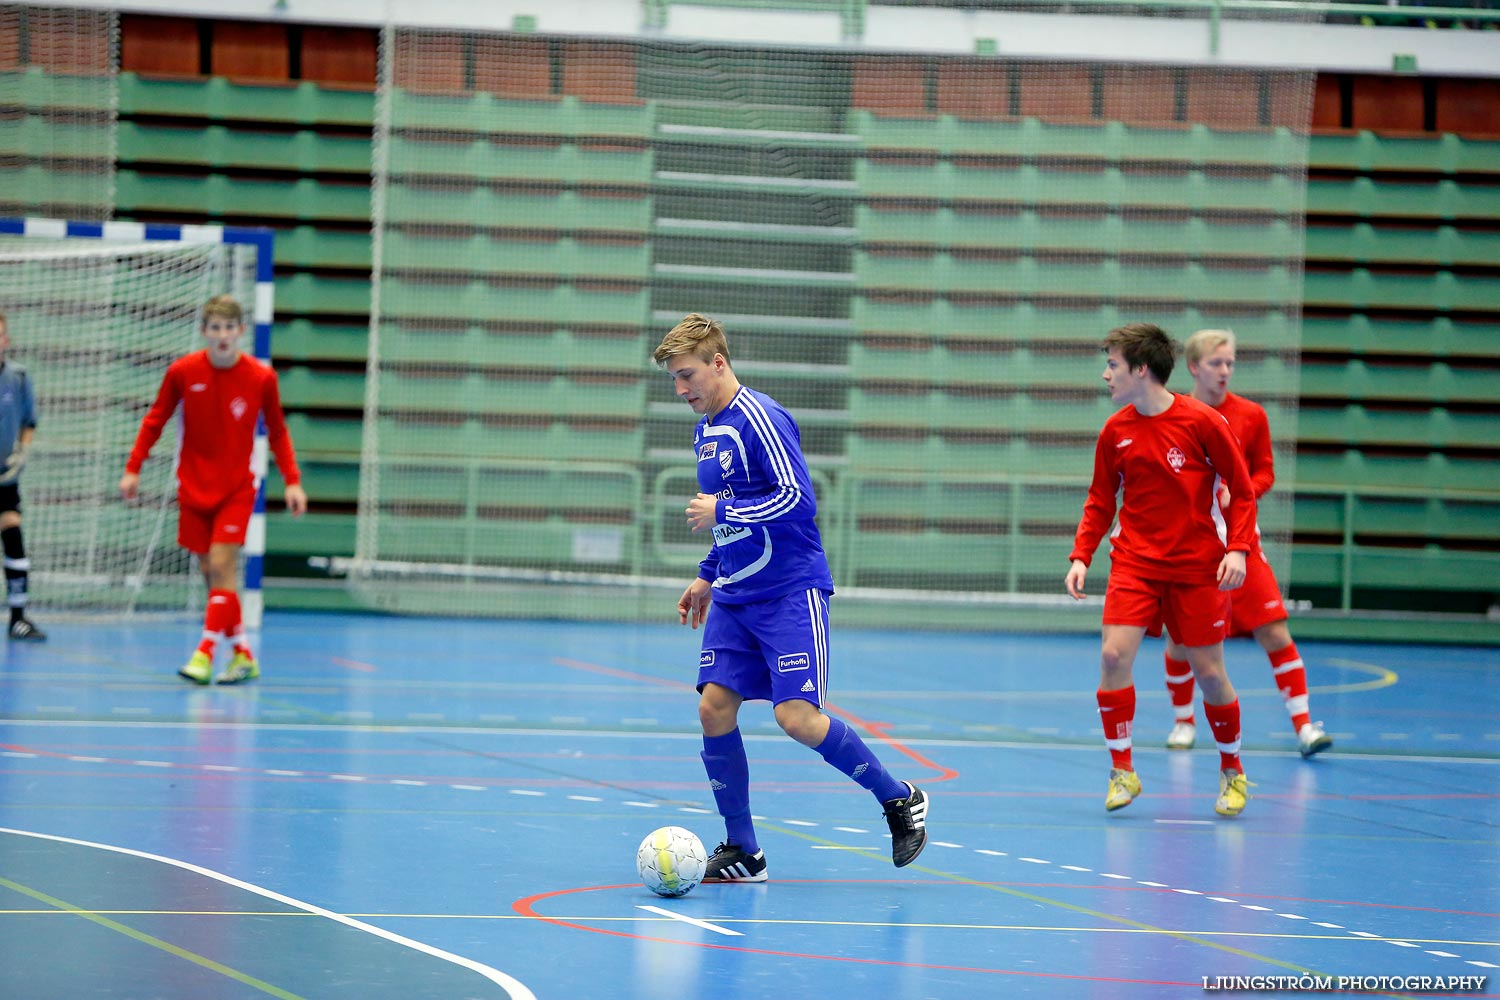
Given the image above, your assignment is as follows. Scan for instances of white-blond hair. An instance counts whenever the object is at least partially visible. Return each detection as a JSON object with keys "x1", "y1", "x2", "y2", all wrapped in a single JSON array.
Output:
[{"x1": 1184, "y1": 328, "x2": 1235, "y2": 365}]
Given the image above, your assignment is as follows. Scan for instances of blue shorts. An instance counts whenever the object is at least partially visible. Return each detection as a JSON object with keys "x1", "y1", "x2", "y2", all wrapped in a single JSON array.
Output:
[{"x1": 697, "y1": 588, "x2": 830, "y2": 707}]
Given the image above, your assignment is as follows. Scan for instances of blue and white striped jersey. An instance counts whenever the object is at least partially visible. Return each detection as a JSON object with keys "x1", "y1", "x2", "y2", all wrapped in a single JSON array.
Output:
[{"x1": 693, "y1": 386, "x2": 834, "y2": 604}]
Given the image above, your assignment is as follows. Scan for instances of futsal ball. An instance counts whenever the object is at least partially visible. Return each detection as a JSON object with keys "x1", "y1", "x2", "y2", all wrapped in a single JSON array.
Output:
[{"x1": 636, "y1": 826, "x2": 708, "y2": 898}]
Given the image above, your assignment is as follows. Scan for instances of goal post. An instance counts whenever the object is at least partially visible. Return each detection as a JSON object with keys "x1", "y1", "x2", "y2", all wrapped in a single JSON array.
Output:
[{"x1": 0, "y1": 217, "x2": 274, "y2": 626}]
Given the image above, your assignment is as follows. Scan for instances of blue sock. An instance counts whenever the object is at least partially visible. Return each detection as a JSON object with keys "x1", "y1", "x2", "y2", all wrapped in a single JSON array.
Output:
[
  {"x1": 814, "y1": 715, "x2": 908, "y2": 803},
  {"x1": 701, "y1": 728, "x2": 758, "y2": 854}
]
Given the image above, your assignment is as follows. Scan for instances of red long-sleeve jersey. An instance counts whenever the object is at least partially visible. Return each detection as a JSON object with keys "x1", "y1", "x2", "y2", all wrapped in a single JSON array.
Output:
[
  {"x1": 1070, "y1": 393, "x2": 1257, "y2": 585},
  {"x1": 126, "y1": 350, "x2": 301, "y2": 510},
  {"x1": 1214, "y1": 392, "x2": 1275, "y2": 500}
]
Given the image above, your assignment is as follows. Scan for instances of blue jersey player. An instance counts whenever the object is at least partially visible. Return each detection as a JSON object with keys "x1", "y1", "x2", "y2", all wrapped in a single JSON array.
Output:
[{"x1": 653, "y1": 312, "x2": 928, "y2": 882}]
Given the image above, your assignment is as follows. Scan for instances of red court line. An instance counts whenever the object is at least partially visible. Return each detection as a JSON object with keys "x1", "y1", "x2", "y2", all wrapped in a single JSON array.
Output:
[
  {"x1": 550, "y1": 655, "x2": 961, "y2": 783},
  {"x1": 512, "y1": 883, "x2": 1197, "y2": 987},
  {"x1": 552, "y1": 657, "x2": 697, "y2": 691},
  {"x1": 826, "y1": 703, "x2": 961, "y2": 783}
]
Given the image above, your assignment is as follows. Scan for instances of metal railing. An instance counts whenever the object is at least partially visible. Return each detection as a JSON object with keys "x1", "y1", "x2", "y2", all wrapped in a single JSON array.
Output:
[{"x1": 642, "y1": 0, "x2": 1500, "y2": 45}]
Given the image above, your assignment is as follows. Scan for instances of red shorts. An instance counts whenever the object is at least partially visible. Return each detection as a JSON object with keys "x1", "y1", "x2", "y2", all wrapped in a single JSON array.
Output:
[
  {"x1": 1104, "y1": 566, "x2": 1231, "y2": 648},
  {"x1": 1229, "y1": 547, "x2": 1288, "y2": 637},
  {"x1": 178, "y1": 485, "x2": 256, "y2": 555}
]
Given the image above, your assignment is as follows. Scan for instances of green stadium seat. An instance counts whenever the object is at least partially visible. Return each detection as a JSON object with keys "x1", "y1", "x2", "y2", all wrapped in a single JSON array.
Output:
[
  {"x1": 1293, "y1": 486, "x2": 1500, "y2": 544},
  {"x1": 1300, "y1": 316, "x2": 1500, "y2": 360},
  {"x1": 380, "y1": 276, "x2": 649, "y2": 326},
  {"x1": 386, "y1": 135, "x2": 652, "y2": 186},
  {"x1": 376, "y1": 371, "x2": 644, "y2": 419},
  {"x1": 389, "y1": 91, "x2": 653, "y2": 139},
  {"x1": 266, "y1": 459, "x2": 360, "y2": 503},
  {"x1": 118, "y1": 72, "x2": 375, "y2": 126},
  {"x1": 1307, "y1": 177, "x2": 1500, "y2": 221},
  {"x1": 275, "y1": 273, "x2": 373, "y2": 317},
  {"x1": 1309, "y1": 130, "x2": 1500, "y2": 177},
  {"x1": 117, "y1": 122, "x2": 372, "y2": 174},
  {"x1": 264, "y1": 512, "x2": 357, "y2": 557},
  {"x1": 855, "y1": 161, "x2": 1301, "y2": 214},
  {"x1": 858, "y1": 207, "x2": 1299, "y2": 261},
  {"x1": 1304, "y1": 268, "x2": 1500, "y2": 311},
  {"x1": 376, "y1": 325, "x2": 645, "y2": 373},
  {"x1": 273, "y1": 226, "x2": 374, "y2": 271},
  {"x1": 845, "y1": 432, "x2": 1095, "y2": 477},
  {"x1": 383, "y1": 186, "x2": 652, "y2": 234},
  {"x1": 1298, "y1": 405, "x2": 1492, "y2": 450},
  {"x1": 272, "y1": 320, "x2": 371, "y2": 363},
  {"x1": 277, "y1": 367, "x2": 367, "y2": 410},
  {"x1": 382, "y1": 231, "x2": 650, "y2": 280},
  {"x1": 852, "y1": 112, "x2": 1306, "y2": 170},
  {"x1": 0, "y1": 163, "x2": 113, "y2": 209},
  {"x1": 842, "y1": 530, "x2": 1012, "y2": 584},
  {"x1": 377, "y1": 417, "x2": 643, "y2": 463},
  {"x1": 1299, "y1": 359, "x2": 1500, "y2": 405},
  {"x1": 1296, "y1": 450, "x2": 1499, "y2": 494},
  {"x1": 1305, "y1": 223, "x2": 1500, "y2": 268},
  {"x1": 370, "y1": 514, "x2": 640, "y2": 568},
  {"x1": 5, "y1": 65, "x2": 115, "y2": 112},
  {"x1": 115, "y1": 170, "x2": 371, "y2": 221},
  {"x1": 0, "y1": 115, "x2": 112, "y2": 161},
  {"x1": 856, "y1": 252, "x2": 1299, "y2": 305},
  {"x1": 283, "y1": 413, "x2": 363, "y2": 457}
]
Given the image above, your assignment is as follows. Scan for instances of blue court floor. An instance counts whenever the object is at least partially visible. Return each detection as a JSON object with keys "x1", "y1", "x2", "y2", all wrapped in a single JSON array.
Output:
[{"x1": 0, "y1": 612, "x2": 1496, "y2": 999}]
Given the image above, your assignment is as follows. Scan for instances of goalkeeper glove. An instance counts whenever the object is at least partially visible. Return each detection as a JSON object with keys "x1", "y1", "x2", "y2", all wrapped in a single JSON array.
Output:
[{"x1": 1, "y1": 445, "x2": 27, "y2": 481}]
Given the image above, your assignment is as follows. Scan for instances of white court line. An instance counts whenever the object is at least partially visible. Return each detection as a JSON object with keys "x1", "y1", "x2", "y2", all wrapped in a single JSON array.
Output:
[
  {"x1": 0, "y1": 826, "x2": 536, "y2": 999},
  {"x1": 636, "y1": 905, "x2": 741, "y2": 937}
]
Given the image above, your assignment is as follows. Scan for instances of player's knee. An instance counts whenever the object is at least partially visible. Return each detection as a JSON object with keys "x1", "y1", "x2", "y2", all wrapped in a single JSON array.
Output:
[
  {"x1": 772, "y1": 700, "x2": 823, "y2": 745},
  {"x1": 1099, "y1": 644, "x2": 1133, "y2": 676},
  {"x1": 697, "y1": 691, "x2": 736, "y2": 735}
]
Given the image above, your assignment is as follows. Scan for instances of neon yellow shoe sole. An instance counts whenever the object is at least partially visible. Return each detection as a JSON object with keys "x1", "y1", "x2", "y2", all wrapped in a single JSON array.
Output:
[
  {"x1": 216, "y1": 652, "x2": 260, "y2": 685},
  {"x1": 1105, "y1": 768, "x2": 1142, "y2": 811},
  {"x1": 178, "y1": 651, "x2": 212, "y2": 685},
  {"x1": 1215, "y1": 769, "x2": 1250, "y2": 817}
]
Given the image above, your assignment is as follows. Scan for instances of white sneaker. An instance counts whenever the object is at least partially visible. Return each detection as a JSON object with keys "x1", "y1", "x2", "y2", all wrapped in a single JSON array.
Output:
[
  {"x1": 1298, "y1": 722, "x2": 1333, "y2": 758},
  {"x1": 1166, "y1": 721, "x2": 1196, "y2": 750}
]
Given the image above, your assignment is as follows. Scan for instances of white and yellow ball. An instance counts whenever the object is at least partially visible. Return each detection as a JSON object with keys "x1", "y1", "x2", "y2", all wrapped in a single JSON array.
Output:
[{"x1": 636, "y1": 826, "x2": 708, "y2": 898}]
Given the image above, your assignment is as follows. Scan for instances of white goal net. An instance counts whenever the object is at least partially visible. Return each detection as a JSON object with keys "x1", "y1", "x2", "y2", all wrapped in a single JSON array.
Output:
[{"x1": 0, "y1": 226, "x2": 257, "y2": 618}]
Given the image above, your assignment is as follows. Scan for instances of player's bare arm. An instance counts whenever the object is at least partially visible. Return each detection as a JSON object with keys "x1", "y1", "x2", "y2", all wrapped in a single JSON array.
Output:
[
  {"x1": 284, "y1": 483, "x2": 308, "y2": 517},
  {"x1": 1217, "y1": 549, "x2": 1247, "y2": 591},
  {"x1": 1065, "y1": 559, "x2": 1089, "y2": 600},
  {"x1": 677, "y1": 577, "x2": 712, "y2": 629}
]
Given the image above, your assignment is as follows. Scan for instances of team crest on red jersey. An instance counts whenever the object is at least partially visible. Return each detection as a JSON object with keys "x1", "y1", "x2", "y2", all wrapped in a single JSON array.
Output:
[
  {"x1": 230, "y1": 396, "x2": 249, "y2": 421},
  {"x1": 1166, "y1": 446, "x2": 1186, "y2": 472}
]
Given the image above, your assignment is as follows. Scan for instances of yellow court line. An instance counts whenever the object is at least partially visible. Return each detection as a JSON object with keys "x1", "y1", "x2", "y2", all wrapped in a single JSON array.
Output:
[
  {"x1": 5, "y1": 907, "x2": 1495, "y2": 952},
  {"x1": 0, "y1": 875, "x2": 307, "y2": 1000},
  {"x1": 1319, "y1": 658, "x2": 1400, "y2": 694}
]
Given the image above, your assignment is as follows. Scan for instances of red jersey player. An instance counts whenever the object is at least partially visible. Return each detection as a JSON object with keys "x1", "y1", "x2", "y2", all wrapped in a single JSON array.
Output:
[
  {"x1": 1065, "y1": 323, "x2": 1258, "y2": 818},
  {"x1": 1161, "y1": 329, "x2": 1332, "y2": 758},
  {"x1": 119, "y1": 295, "x2": 306, "y2": 685}
]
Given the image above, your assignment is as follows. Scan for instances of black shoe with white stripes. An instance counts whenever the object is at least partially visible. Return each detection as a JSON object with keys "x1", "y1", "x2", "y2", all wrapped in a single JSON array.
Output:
[
  {"x1": 8, "y1": 617, "x2": 45, "y2": 642},
  {"x1": 882, "y1": 781, "x2": 929, "y2": 868},
  {"x1": 702, "y1": 842, "x2": 768, "y2": 883}
]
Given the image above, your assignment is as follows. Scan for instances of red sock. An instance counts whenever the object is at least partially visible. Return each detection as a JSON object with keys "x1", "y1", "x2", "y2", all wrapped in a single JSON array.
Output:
[
  {"x1": 1097, "y1": 686, "x2": 1136, "y2": 771},
  {"x1": 1268, "y1": 643, "x2": 1311, "y2": 733},
  {"x1": 222, "y1": 592, "x2": 252, "y2": 655},
  {"x1": 198, "y1": 588, "x2": 235, "y2": 657},
  {"x1": 1164, "y1": 655, "x2": 1195, "y2": 724},
  {"x1": 1203, "y1": 699, "x2": 1243, "y2": 773}
]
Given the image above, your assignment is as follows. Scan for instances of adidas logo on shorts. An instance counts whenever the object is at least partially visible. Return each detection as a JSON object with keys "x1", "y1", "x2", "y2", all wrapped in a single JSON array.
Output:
[{"x1": 800, "y1": 679, "x2": 815, "y2": 693}]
